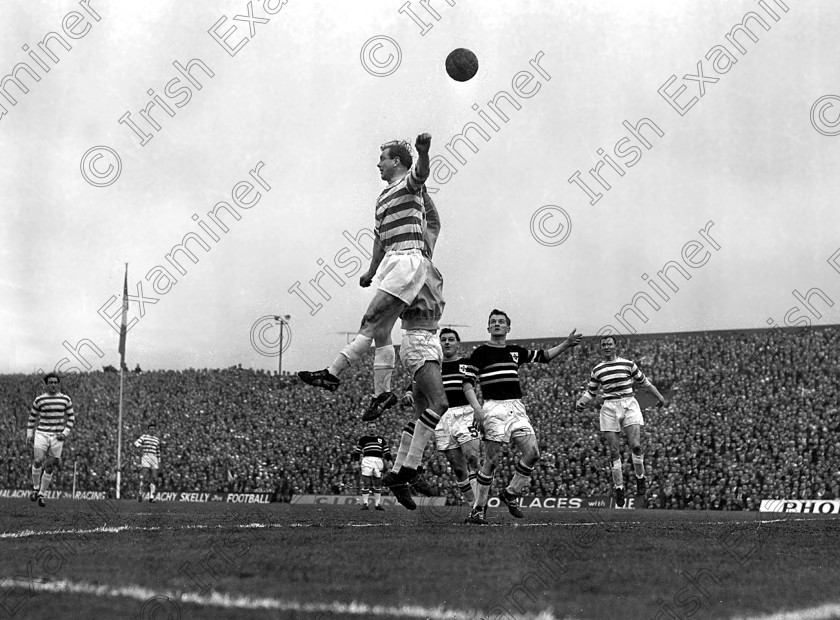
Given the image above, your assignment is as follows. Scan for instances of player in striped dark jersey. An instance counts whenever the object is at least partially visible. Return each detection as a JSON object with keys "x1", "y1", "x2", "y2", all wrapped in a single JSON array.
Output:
[
  {"x1": 403, "y1": 328, "x2": 483, "y2": 505},
  {"x1": 299, "y1": 134, "x2": 434, "y2": 422},
  {"x1": 134, "y1": 422, "x2": 162, "y2": 502},
  {"x1": 353, "y1": 430, "x2": 392, "y2": 510},
  {"x1": 576, "y1": 335, "x2": 667, "y2": 507},
  {"x1": 463, "y1": 310, "x2": 582, "y2": 524},
  {"x1": 26, "y1": 373, "x2": 76, "y2": 507}
]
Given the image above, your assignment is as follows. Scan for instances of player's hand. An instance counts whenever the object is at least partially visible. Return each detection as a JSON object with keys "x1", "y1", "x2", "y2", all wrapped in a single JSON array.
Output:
[
  {"x1": 55, "y1": 434, "x2": 65, "y2": 442},
  {"x1": 565, "y1": 329, "x2": 583, "y2": 348},
  {"x1": 415, "y1": 133, "x2": 431, "y2": 155},
  {"x1": 26, "y1": 432, "x2": 33, "y2": 443},
  {"x1": 657, "y1": 398, "x2": 668, "y2": 409},
  {"x1": 359, "y1": 272, "x2": 374, "y2": 288},
  {"x1": 575, "y1": 401, "x2": 586, "y2": 412},
  {"x1": 472, "y1": 408, "x2": 485, "y2": 433},
  {"x1": 401, "y1": 391, "x2": 414, "y2": 407}
]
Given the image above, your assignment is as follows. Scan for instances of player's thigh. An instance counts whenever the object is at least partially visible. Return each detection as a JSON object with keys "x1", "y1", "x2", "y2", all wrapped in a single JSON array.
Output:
[
  {"x1": 33, "y1": 432, "x2": 51, "y2": 460},
  {"x1": 360, "y1": 474, "x2": 372, "y2": 486},
  {"x1": 414, "y1": 361, "x2": 446, "y2": 408},
  {"x1": 363, "y1": 289, "x2": 407, "y2": 327},
  {"x1": 370, "y1": 475, "x2": 382, "y2": 488},
  {"x1": 623, "y1": 424, "x2": 642, "y2": 447},
  {"x1": 483, "y1": 440, "x2": 504, "y2": 465},
  {"x1": 460, "y1": 439, "x2": 481, "y2": 469},
  {"x1": 603, "y1": 431, "x2": 622, "y2": 454},
  {"x1": 139, "y1": 467, "x2": 150, "y2": 479},
  {"x1": 443, "y1": 447, "x2": 467, "y2": 472}
]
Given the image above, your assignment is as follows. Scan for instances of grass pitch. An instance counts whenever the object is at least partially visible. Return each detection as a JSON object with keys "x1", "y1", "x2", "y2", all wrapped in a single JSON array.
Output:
[{"x1": 1, "y1": 499, "x2": 838, "y2": 620}]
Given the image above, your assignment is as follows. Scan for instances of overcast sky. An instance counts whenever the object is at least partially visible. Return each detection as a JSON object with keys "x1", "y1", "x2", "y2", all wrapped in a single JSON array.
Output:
[{"x1": 2, "y1": 0, "x2": 840, "y2": 375}]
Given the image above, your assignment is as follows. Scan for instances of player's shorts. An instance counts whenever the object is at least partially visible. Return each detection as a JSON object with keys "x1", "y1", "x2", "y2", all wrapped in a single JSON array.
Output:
[
  {"x1": 482, "y1": 399, "x2": 534, "y2": 444},
  {"x1": 361, "y1": 456, "x2": 384, "y2": 478},
  {"x1": 599, "y1": 396, "x2": 645, "y2": 432},
  {"x1": 374, "y1": 249, "x2": 428, "y2": 305},
  {"x1": 140, "y1": 454, "x2": 160, "y2": 470},
  {"x1": 400, "y1": 329, "x2": 442, "y2": 378},
  {"x1": 435, "y1": 404, "x2": 478, "y2": 451},
  {"x1": 33, "y1": 431, "x2": 65, "y2": 459}
]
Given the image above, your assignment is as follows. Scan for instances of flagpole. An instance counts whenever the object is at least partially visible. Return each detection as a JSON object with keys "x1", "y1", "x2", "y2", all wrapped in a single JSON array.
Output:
[
  {"x1": 117, "y1": 363, "x2": 124, "y2": 499},
  {"x1": 116, "y1": 263, "x2": 129, "y2": 500}
]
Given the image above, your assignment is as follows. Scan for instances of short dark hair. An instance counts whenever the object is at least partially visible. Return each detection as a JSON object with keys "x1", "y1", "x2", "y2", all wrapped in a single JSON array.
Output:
[
  {"x1": 381, "y1": 140, "x2": 413, "y2": 169},
  {"x1": 600, "y1": 335, "x2": 616, "y2": 346},
  {"x1": 440, "y1": 328, "x2": 460, "y2": 342},
  {"x1": 488, "y1": 309, "x2": 511, "y2": 326},
  {"x1": 43, "y1": 373, "x2": 60, "y2": 384},
  {"x1": 148, "y1": 422, "x2": 156, "y2": 428}
]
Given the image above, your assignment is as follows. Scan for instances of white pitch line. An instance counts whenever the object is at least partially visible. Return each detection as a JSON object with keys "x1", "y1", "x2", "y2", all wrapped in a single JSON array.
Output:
[
  {"x1": 0, "y1": 516, "x2": 823, "y2": 540},
  {"x1": 0, "y1": 578, "x2": 570, "y2": 620},
  {"x1": 733, "y1": 603, "x2": 840, "y2": 620}
]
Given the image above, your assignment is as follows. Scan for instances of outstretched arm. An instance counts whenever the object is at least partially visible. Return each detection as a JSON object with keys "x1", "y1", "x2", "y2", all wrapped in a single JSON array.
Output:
[{"x1": 544, "y1": 329, "x2": 582, "y2": 361}]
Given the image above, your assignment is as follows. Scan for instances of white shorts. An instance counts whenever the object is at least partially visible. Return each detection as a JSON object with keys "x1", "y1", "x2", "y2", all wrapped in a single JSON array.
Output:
[
  {"x1": 599, "y1": 396, "x2": 645, "y2": 432},
  {"x1": 435, "y1": 405, "x2": 478, "y2": 451},
  {"x1": 400, "y1": 329, "x2": 442, "y2": 378},
  {"x1": 140, "y1": 454, "x2": 160, "y2": 470},
  {"x1": 482, "y1": 399, "x2": 534, "y2": 444},
  {"x1": 33, "y1": 431, "x2": 65, "y2": 459},
  {"x1": 375, "y1": 249, "x2": 428, "y2": 304},
  {"x1": 361, "y1": 456, "x2": 384, "y2": 478}
]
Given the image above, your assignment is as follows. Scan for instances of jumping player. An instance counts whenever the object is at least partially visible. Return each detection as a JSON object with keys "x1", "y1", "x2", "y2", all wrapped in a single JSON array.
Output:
[
  {"x1": 26, "y1": 373, "x2": 76, "y2": 507},
  {"x1": 299, "y1": 134, "x2": 433, "y2": 421},
  {"x1": 576, "y1": 335, "x2": 667, "y2": 507},
  {"x1": 464, "y1": 310, "x2": 582, "y2": 524}
]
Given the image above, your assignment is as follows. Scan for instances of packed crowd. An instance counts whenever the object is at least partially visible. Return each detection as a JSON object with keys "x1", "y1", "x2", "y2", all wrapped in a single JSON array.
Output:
[{"x1": 1, "y1": 325, "x2": 838, "y2": 509}]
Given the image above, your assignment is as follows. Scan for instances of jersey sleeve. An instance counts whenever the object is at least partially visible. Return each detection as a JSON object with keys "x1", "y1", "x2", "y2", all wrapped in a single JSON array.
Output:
[
  {"x1": 406, "y1": 164, "x2": 429, "y2": 193},
  {"x1": 631, "y1": 361, "x2": 650, "y2": 385},
  {"x1": 520, "y1": 345, "x2": 549, "y2": 365},
  {"x1": 27, "y1": 399, "x2": 39, "y2": 431},
  {"x1": 462, "y1": 350, "x2": 480, "y2": 386},
  {"x1": 585, "y1": 369, "x2": 600, "y2": 398},
  {"x1": 63, "y1": 398, "x2": 75, "y2": 434}
]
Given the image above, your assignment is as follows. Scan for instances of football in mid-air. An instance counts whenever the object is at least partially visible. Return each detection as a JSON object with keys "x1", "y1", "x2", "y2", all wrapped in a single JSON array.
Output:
[{"x1": 445, "y1": 48, "x2": 479, "y2": 82}]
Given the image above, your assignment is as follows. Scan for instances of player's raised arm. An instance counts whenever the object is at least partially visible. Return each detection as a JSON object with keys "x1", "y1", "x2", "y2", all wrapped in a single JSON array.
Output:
[
  {"x1": 413, "y1": 133, "x2": 431, "y2": 183},
  {"x1": 544, "y1": 329, "x2": 583, "y2": 361}
]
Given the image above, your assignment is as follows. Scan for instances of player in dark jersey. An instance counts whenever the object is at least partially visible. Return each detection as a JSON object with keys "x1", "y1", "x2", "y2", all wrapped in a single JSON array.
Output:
[
  {"x1": 404, "y1": 328, "x2": 482, "y2": 505},
  {"x1": 464, "y1": 309, "x2": 582, "y2": 524},
  {"x1": 576, "y1": 335, "x2": 666, "y2": 507},
  {"x1": 353, "y1": 430, "x2": 392, "y2": 510}
]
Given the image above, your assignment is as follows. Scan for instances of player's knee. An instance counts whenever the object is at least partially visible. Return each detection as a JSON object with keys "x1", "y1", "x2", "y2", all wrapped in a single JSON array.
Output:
[
  {"x1": 466, "y1": 454, "x2": 480, "y2": 471},
  {"x1": 630, "y1": 444, "x2": 642, "y2": 456}
]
